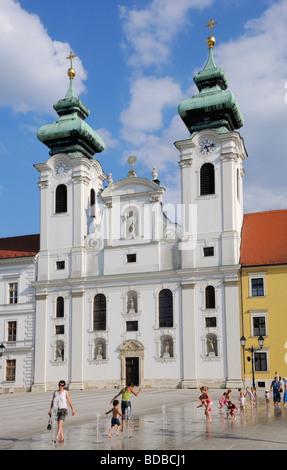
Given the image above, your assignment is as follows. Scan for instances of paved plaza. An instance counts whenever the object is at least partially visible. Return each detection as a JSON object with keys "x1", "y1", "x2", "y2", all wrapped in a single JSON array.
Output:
[{"x1": 1, "y1": 388, "x2": 287, "y2": 451}]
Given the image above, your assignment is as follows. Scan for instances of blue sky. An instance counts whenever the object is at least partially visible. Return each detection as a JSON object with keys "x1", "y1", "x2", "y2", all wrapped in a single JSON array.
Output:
[{"x1": 1, "y1": 0, "x2": 287, "y2": 238}]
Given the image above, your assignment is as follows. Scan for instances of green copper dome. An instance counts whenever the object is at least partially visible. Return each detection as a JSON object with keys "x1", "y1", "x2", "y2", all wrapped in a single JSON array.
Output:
[
  {"x1": 37, "y1": 78, "x2": 105, "y2": 159},
  {"x1": 178, "y1": 48, "x2": 244, "y2": 137}
]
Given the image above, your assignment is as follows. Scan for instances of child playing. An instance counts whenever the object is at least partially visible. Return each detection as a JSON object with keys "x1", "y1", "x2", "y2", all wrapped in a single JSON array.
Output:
[
  {"x1": 106, "y1": 400, "x2": 123, "y2": 438},
  {"x1": 196, "y1": 386, "x2": 212, "y2": 422},
  {"x1": 245, "y1": 387, "x2": 255, "y2": 407},
  {"x1": 227, "y1": 401, "x2": 238, "y2": 420},
  {"x1": 238, "y1": 391, "x2": 246, "y2": 415},
  {"x1": 219, "y1": 392, "x2": 228, "y2": 412},
  {"x1": 264, "y1": 389, "x2": 270, "y2": 404}
]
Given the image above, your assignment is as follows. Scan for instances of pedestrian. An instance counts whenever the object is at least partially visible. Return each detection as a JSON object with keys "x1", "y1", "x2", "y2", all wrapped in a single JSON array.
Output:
[
  {"x1": 106, "y1": 400, "x2": 123, "y2": 438},
  {"x1": 110, "y1": 383, "x2": 142, "y2": 432},
  {"x1": 227, "y1": 401, "x2": 238, "y2": 420},
  {"x1": 282, "y1": 378, "x2": 287, "y2": 405},
  {"x1": 48, "y1": 380, "x2": 75, "y2": 444},
  {"x1": 264, "y1": 389, "x2": 270, "y2": 404},
  {"x1": 270, "y1": 376, "x2": 282, "y2": 406},
  {"x1": 196, "y1": 386, "x2": 212, "y2": 422},
  {"x1": 238, "y1": 391, "x2": 246, "y2": 415},
  {"x1": 219, "y1": 392, "x2": 228, "y2": 412}
]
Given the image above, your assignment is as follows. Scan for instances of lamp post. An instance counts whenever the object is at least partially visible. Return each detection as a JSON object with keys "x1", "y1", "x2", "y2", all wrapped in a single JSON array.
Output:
[
  {"x1": 0, "y1": 343, "x2": 5, "y2": 357},
  {"x1": 240, "y1": 335, "x2": 264, "y2": 389}
]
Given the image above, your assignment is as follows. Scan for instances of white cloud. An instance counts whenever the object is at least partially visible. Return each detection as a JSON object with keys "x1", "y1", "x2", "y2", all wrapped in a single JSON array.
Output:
[
  {"x1": 95, "y1": 128, "x2": 118, "y2": 151},
  {"x1": 119, "y1": 0, "x2": 214, "y2": 67},
  {"x1": 0, "y1": 0, "x2": 87, "y2": 114},
  {"x1": 120, "y1": 76, "x2": 183, "y2": 139}
]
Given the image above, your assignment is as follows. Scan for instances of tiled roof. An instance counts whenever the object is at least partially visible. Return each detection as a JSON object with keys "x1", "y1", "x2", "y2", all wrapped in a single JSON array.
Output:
[
  {"x1": 240, "y1": 210, "x2": 287, "y2": 267},
  {"x1": 0, "y1": 234, "x2": 40, "y2": 259}
]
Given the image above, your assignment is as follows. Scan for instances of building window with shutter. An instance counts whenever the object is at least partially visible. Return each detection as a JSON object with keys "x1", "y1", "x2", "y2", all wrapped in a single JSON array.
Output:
[
  {"x1": 55, "y1": 184, "x2": 67, "y2": 213},
  {"x1": 200, "y1": 163, "x2": 215, "y2": 195}
]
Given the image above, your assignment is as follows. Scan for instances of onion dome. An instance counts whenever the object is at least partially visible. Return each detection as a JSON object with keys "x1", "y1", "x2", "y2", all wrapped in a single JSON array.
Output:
[
  {"x1": 37, "y1": 51, "x2": 105, "y2": 159},
  {"x1": 178, "y1": 20, "x2": 244, "y2": 137}
]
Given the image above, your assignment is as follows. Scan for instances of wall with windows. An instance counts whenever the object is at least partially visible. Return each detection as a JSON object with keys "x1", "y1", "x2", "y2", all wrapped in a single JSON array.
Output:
[
  {"x1": 0, "y1": 258, "x2": 36, "y2": 391},
  {"x1": 241, "y1": 265, "x2": 287, "y2": 388}
]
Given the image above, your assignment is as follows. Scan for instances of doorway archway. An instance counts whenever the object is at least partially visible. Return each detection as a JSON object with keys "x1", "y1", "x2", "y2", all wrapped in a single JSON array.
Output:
[{"x1": 119, "y1": 340, "x2": 145, "y2": 386}]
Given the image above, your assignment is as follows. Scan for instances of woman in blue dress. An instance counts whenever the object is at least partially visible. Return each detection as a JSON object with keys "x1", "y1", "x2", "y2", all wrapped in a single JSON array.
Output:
[{"x1": 270, "y1": 377, "x2": 282, "y2": 406}]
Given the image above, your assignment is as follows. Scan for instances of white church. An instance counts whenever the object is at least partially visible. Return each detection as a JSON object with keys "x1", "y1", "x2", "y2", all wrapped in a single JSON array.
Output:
[{"x1": 0, "y1": 31, "x2": 247, "y2": 392}]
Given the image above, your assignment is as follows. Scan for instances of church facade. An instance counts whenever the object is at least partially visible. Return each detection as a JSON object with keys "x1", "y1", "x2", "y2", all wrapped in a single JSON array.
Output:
[{"x1": 0, "y1": 35, "x2": 248, "y2": 392}]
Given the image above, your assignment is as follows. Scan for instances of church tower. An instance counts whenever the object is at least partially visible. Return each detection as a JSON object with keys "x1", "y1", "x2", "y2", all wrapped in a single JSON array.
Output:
[
  {"x1": 176, "y1": 21, "x2": 247, "y2": 388},
  {"x1": 32, "y1": 54, "x2": 106, "y2": 391}
]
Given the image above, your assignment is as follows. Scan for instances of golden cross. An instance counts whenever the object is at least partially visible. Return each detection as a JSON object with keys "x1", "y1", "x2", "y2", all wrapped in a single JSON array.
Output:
[
  {"x1": 205, "y1": 18, "x2": 217, "y2": 35},
  {"x1": 66, "y1": 51, "x2": 77, "y2": 68}
]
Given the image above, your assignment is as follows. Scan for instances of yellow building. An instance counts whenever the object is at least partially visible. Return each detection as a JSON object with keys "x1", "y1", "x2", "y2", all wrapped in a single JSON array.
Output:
[{"x1": 240, "y1": 210, "x2": 287, "y2": 390}]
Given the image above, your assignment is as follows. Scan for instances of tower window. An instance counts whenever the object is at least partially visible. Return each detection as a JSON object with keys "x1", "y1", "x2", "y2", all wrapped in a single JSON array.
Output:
[
  {"x1": 203, "y1": 246, "x2": 214, "y2": 257},
  {"x1": 56, "y1": 297, "x2": 64, "y2": 318},
  {"x1": 200, "y1": 163, "x2": 215, "y2": 195},
  {"x1": 90, "y1": 189, "x2": 96, "y2": 217},
  {"x1": 205, "y1": 285, "x2": 215, "y2": 309},
  {"x1": 55, "y1": 184, "x2": 67, "y2": 213},
  {"x1": 127, "y1": 254, "x2": 136, "y2": 263},
  {"x1": 56, "y1": 261, "x2": 65, "y2": 270}
]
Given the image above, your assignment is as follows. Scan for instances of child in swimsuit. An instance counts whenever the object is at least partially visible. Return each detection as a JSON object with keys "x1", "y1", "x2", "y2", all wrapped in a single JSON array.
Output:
[{"x1": 197, "y1": 386, "x2": 212, "y2": 422}]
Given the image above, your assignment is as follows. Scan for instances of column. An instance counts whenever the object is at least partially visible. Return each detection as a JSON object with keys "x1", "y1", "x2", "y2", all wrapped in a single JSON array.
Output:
[
  {"x1": 32, "y1": 294, "x2": 48, "y2": 392},
  {"x1": 224, "y1": 276, "x2": 243, "y2": 388},
  {"x1": 69, "y1": 290, "x2": 85, "y2": 390},
  {"x1": 181, "y1": 281, "x2": 198, "y2": 388}
]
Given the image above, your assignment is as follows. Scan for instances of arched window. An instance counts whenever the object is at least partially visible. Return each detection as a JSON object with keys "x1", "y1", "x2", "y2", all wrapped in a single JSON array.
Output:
[
  {"x1": 200, "y1": 163, "x2": 215, "y2": 195},
  {"x1": 205, "y1": 286, "x2": 215, "y2": 309},
  {"x1": 55, "y1": 184, "x2": 67, "y2": 213},
  {"x1": 93, "y1": 294, "x2": 106, "y2": 331},
  {"x1": 56, "y1": 296, "x2": 64, "y2": 318},
  {"x1": 90, "y1": 188, "x2": 96, "y2": 217},
  {"x1": 159, "y1": 289, "x2": 173, "y2": 328}
]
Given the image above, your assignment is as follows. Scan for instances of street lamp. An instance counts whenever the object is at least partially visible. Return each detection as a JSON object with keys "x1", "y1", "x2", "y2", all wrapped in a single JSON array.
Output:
[
  {"x1": 0, "y1": 343, "x2": 5, "y2": 357},
  {"x1": 240, "y1": 335, "x2": 265, "y2": 389}
]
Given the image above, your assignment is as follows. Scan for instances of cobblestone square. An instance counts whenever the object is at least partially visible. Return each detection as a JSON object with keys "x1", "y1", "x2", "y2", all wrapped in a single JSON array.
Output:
[{"x1": 1, "y1": 388, "x2": 287, "y2": 451}]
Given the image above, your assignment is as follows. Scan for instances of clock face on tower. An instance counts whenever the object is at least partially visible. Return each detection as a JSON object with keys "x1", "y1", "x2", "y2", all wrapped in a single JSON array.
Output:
[
  {"x1": 54, "y1": 162, "x2": 69, "y2": 176},
  {"x1": 198, "y1": 139, "x2": 216, "y2": 155}
]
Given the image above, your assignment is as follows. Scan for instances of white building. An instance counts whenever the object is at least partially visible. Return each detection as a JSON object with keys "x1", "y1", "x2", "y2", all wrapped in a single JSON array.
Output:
[{"x1": 0, "y1": 37, "x2": 247, "y2": 392}]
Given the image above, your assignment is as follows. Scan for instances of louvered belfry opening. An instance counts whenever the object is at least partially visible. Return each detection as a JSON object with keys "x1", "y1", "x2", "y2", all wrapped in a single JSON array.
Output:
[
  {"x1": 55, "y1": 184, "x2": 67, "y2": 213},
  {"x1": 200, "y1": 163, "x2": 215, "y2": 195}
]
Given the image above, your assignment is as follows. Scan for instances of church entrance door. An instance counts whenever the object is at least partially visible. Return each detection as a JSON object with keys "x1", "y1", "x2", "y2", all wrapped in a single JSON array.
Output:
[
  {"x1": 125, "y1": 357, "x2": 139, "y2": 386},
  {"x1": 119, "y1": 340, "x2": 144, "y2": 387}
]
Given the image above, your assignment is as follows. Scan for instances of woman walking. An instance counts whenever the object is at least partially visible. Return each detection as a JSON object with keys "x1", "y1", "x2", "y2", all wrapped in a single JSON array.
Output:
[{"x1": 48, "y1": 380, "x2": 75, "y2": 444}]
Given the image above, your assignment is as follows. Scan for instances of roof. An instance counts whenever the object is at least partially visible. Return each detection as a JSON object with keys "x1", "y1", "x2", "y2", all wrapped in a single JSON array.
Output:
[
  {"x1": 240, "y1": 210, "x2": 287, "y2": 267},
  {"x1": 0, "y1": 234, "x2": 40, "y2": 260}
]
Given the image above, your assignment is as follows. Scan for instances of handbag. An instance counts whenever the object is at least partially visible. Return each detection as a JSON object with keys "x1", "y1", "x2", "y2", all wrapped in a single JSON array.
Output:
[{"x1": 47, "y1": 416, "x2": 52, "y2": 431}]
